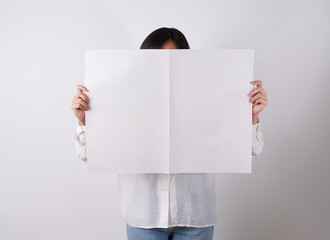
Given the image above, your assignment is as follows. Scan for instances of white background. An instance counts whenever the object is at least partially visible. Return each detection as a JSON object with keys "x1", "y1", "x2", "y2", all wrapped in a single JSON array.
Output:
[{"x1": 0, "y1": 0, "x2": 329, "y2": 239}]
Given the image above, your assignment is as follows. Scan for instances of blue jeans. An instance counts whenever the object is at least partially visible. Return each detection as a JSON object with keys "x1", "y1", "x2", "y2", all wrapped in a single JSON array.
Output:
[{"x1": 126, "y1": 223, "x2": 214, "y2": 240}]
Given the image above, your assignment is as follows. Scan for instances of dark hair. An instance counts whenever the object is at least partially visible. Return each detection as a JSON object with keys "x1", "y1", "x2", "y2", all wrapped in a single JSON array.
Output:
[{"x1": 140, "y1": 27, "x2": 190, "y2": 49}]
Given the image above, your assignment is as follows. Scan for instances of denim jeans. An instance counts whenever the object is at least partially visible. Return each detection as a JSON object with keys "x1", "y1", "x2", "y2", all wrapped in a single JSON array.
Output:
[{"x1": 126, "y1": 223, "x2": 214, "y2": 240}]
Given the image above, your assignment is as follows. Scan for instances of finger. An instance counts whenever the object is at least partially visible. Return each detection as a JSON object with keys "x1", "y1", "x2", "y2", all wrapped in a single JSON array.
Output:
[
  {"x1": 73, "y1": 93, "x2": 90, "y2": 105},
  {"x1": 250, "y1": 80, "x2": 263, "y2": 88},
  {"x1": 250, "y1": 92, "x2": 263, "y2": 103},
  {"x1": 77, "y1": 92, "x2": 89, "y2": 104},
  {"x1": 253, "y1": 98, "x2": 267, "y2": 106},
  {"x1": 71, "y1": 102, "x2": 88, "y2": 111},
  {"x1": 77, "y1": 98, "x2": 89, "y2": 110},
  {"x1": 248, "y1": 87, "x2": 262, "y2": 98},
  {"x1": 258, "y1": 94, "x2": 268, "y2": 102},
  {"x1": 260, "y1": 88, "x2": 267, "y2": 97},
  {"x1": 73, "y1": 93, "x2": 80, "y2": 101},
  {"x1": 77, "y1": 85, "x2": 89, "y2": 92},
  {"x1": 250, "y1": 93, "x2": 267, "y2": 103},
  {"x1": 73, "y1": 98, "x2": 89, "y2": 110},
  {"x1": 252, "y1": 95, "x2": 267, "y2": 105}
]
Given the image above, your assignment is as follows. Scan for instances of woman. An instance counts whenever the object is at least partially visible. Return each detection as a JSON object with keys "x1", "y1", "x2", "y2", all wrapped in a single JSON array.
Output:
[{"x1": 71, "y1": 27, "x2": 267, "y2": 240}]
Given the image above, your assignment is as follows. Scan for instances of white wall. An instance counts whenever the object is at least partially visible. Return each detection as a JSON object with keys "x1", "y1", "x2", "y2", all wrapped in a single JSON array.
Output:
[{"x1": 0, "y1": 0, "x2": 329, "y2": 239}]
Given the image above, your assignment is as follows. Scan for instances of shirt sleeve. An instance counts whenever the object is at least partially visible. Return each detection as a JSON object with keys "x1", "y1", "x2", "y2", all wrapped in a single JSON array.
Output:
[
  {"x1": 74, "y1": 122, "x2": 87, "y2": 163},
  {"x1": 73, "y1": 121, "x2": 264, "y2": 162},
  {"x1": 252, "y1": 120, "x2": 264, "y2": 158}
]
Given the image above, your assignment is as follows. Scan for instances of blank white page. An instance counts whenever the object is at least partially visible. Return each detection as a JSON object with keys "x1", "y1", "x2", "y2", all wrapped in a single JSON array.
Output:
[
  {"x1": 85, "y1": 50, "x2": 170, "y2": 173},
  {"x1": 169, "y1": 50, "x2": 253, "y2": 173},
  {"x1": 84, "y1": 49, "x2": 254, "y2": 174}
]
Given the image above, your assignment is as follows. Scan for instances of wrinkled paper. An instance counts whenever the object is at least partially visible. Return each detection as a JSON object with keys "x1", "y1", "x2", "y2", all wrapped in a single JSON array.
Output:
[{"x1": 85, "y1": 49, "x2": 254, "y2": 174}]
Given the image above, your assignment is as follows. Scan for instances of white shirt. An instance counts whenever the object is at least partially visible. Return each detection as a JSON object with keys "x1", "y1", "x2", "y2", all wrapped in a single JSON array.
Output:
[{"x1": 74, "y1": 121, "x2": 264, "y2": 229}]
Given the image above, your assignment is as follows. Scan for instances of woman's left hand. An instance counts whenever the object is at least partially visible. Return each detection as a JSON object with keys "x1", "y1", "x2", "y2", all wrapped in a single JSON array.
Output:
[{"x1": 247, "y1": 80, "x2": 268, "y2": 124}]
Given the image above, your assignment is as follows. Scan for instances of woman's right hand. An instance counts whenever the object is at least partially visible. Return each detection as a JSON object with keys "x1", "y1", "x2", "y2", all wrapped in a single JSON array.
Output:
[{"x1": 71, "y1": 85, "x2": 90, "y2": 126}]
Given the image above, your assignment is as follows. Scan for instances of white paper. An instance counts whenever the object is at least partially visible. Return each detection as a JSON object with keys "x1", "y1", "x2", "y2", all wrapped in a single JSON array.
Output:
[{"x1": 85, "y1": 49, "x2": 254, "y2": 174}]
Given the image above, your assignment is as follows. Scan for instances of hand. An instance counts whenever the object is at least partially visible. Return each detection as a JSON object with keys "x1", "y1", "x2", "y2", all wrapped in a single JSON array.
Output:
[
  {"x1": 71, "y1": 85, "x2": 90, "y2": 126},
  {"x1": 247, "y1": 80, "x2": 268, "y2": 124}
]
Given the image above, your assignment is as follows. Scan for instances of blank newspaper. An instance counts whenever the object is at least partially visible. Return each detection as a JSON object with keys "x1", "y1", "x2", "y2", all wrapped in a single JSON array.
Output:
[{"x1": 84, "y1": 49, "x2": 254, "y2": 174}]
